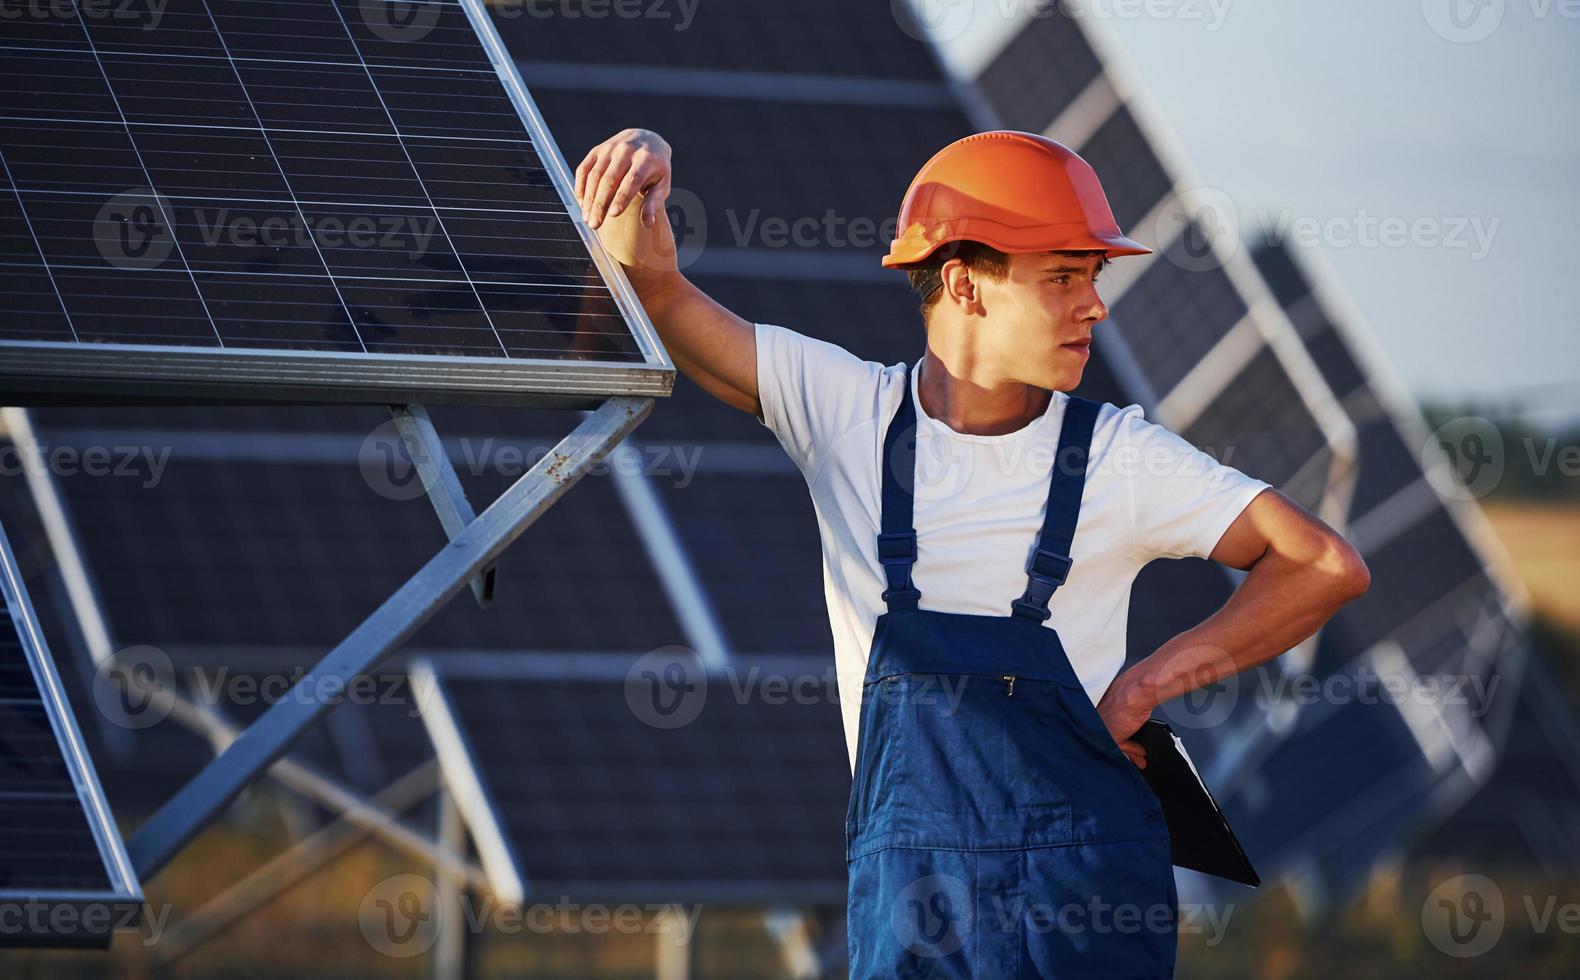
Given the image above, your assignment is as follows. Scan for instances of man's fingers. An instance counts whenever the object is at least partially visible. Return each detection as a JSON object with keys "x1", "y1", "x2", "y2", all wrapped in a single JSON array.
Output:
[
  {"x1": 587, "y1": 146, "x2": 635, "y2": 228},
  {"x1": 607, "y1": 159, "x2": 656, "y2": 221},
  {"x1": 579, "y1": 150, "x2": 609, "y2": 221},
  {"x1": 1119, "y1": 739, "x2": 1147, "y2": 769}
]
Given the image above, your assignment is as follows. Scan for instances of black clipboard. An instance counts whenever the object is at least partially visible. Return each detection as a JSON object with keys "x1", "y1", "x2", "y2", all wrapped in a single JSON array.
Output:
[{"x1": 1134, "y1": 718, "x2": 1260, "y2": 887}]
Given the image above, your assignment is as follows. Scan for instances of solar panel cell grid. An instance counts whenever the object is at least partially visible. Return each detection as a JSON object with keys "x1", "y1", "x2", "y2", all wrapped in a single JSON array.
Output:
[
  {"x1": 974, "y1": 7, "x2": 1104, "y2": 135},
  {"x1": 1111, "y1": 229, "x2": 1249, "y2": 396},
  {"x1": 0, "y1": 0, "x2": 661, "y2": 406},
  {"x1": 1183, "y1": 345, "x2": 1326, "y2": 490},
  {"x1": 1075, "y1": 105, "x2": 1173, "y2": 233},
  {"x1": 440, "y1": 671, "x2": 849, "y2": 902},
  {"x1": 490, "y1": 0, "x2": 940, "y2": 80}
]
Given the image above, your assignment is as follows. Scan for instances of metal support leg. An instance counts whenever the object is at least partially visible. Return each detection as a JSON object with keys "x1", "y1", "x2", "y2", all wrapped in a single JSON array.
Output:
[
  {"x1": 764, "y1": 906, "x2": 820, "y2": 979},
  {"x1": 432, "y1": 783, "x2": 466, "y2": 980},
  {"x1": 127, "y1": 396, "x2": 652, "y2": 880},
  {"x1": 388, "y1": 403, "x2": 495, "y2": 608},
  {"x1": 654, "y1": 903, "x2": 695, "y2": 980},
  {"x1": 152, "y1": 761, "x2": 442, "y2": 963}
]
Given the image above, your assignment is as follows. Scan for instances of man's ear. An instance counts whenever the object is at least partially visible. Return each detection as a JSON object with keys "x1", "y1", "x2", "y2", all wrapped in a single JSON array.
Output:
[{"x1": 939, "y1": 258, "x2": 983, "y2": 316}]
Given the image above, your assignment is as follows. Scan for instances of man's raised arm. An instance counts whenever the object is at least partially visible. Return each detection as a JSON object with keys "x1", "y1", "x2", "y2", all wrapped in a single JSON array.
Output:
[{"x1": 576, "y1": 128, "x2": 762, "y2": 419}]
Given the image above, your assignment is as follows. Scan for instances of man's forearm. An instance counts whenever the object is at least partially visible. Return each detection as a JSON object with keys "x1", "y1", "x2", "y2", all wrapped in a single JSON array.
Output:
[{"x1": 1119, "y1": 542, "x2": 1369, "y2": 714}]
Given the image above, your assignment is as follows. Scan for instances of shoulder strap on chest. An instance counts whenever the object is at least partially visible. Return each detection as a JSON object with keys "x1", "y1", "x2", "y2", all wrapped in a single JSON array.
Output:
[{"x1": 1011, "y1": 395, "x2": 1100, "y2": 623}]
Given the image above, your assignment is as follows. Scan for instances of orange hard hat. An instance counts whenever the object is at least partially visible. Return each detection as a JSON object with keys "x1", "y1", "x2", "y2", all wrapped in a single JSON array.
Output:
[{"x1": 882, "y1": 130, "x2": 1152, "y2": 269}]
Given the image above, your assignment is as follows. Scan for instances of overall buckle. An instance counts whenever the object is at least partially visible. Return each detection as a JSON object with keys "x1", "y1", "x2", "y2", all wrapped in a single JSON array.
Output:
[
  {"x1": 1013, "y1": 548, "x2": 1073, "y2": 622},
  {"x1": 877, "y1": 531, "x2": 920, "y2": 605}
]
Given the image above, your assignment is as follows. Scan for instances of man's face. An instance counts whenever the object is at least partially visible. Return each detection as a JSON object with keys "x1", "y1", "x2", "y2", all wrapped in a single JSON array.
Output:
[{"x1": 974, "y1": 250, "x2": 1108, "y2": 392}]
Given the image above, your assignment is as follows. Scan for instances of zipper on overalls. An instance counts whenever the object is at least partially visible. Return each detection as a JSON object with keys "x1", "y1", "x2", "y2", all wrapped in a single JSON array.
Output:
[{"x1": 1001, "y1": 674, "x2": 1016, "y2": 697}]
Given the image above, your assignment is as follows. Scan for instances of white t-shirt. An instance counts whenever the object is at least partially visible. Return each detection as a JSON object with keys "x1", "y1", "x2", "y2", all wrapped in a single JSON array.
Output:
[{"x1": 753, "y1": 322, "x2": 1272, "y2": 774}]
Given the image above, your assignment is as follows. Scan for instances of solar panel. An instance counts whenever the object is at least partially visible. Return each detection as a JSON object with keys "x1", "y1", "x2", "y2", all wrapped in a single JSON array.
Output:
[
  {"x1": 973, "y1": 7, "x2": 1104, "y2": 136},
  {"x1": 0, "y1": 0, "x2": 670, "y2": 408},
  {"x1": 1111, "y1": 226, "x2": 1250, "y2": 395},
  {"x1": 36, "y1": 432, "x2": 686, "y2": 652},
  {"x1": 415, "y1": 656, "x2": 850, "y2": 906},
  {"x1": 0, "y1": 518, "x2": 141, "y2": 948}
]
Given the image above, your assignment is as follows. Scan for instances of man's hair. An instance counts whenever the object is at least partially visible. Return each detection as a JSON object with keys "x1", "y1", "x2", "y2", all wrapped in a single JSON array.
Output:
[
  {"x1": 906, "y1": 243, "x2": 1110, "y2": 323},
  {"x1": 906, "y1": 240, "x2": 1010, "y2": 321}
]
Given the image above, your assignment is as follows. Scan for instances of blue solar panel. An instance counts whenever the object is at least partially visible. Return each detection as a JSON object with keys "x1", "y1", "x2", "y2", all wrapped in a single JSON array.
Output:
[{"x1": 0, "y1": 0, "x2": 669, "y2": 407}]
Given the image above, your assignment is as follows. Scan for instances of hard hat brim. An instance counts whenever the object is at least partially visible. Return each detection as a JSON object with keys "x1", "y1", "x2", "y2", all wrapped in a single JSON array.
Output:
[{"x1": 881, "y1": 229, "x2": 1153, "y2": 269}]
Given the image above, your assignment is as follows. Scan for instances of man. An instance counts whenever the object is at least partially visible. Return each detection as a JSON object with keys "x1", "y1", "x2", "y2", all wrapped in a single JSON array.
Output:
[{"x1": 578, "y1": 128, "x2": 1369, "y2": 976}]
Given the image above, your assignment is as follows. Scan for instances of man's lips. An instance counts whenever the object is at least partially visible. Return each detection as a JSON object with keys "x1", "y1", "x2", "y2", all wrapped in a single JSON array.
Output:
[{"x1": 1061, "y1": 338, "x2": 1092, "y2": 354}]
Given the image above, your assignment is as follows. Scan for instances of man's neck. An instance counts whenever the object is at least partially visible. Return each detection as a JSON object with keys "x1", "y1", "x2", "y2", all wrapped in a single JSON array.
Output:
[{"x1": 916, "y1": 349, "x2": 1052, "y2": 437}]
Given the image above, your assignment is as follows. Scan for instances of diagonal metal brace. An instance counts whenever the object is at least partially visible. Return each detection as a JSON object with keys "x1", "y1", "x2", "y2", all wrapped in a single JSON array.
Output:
[
  {"x1": 127, "y1": 396, "x2": 652, "y2": 881},
  {"x1": 387, "y1": 403, "x2": 494, "y2": 607}
]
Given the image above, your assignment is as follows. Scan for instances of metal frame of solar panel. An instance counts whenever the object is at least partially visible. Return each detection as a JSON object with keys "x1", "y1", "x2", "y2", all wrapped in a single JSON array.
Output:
[
  {"x1": 0, "y1": 518, "x2": 141, "y2": 949},
  {"x1": 0, "y1": 0, "x2": 672, "y2": 408}
]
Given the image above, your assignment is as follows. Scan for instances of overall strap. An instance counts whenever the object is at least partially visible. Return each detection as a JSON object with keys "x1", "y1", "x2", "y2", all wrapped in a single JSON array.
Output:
[
  {"x1": 877, "y1": 363, "x2": 921, "y2": 612},
  {"x1": 1012, "y1": 395, "x2": 1100, "y2": 623}
]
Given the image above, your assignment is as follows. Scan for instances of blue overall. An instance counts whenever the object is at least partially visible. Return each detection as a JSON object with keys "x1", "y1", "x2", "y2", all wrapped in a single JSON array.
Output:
[{"x1": 845, "y1": 366, "x2": 1178, "y2": 977}]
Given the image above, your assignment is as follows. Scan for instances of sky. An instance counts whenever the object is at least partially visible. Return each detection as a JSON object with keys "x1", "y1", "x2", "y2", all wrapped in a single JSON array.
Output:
[{"x1": 928, "y1": 0, "x2": 1580, "y2": 427}]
